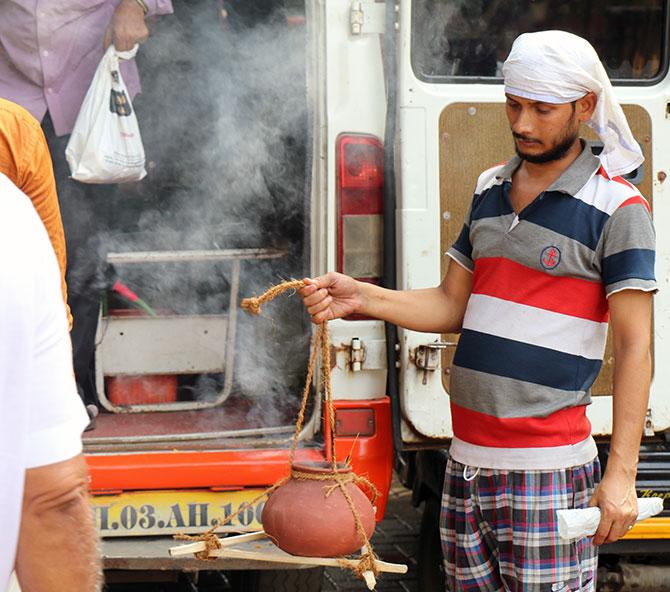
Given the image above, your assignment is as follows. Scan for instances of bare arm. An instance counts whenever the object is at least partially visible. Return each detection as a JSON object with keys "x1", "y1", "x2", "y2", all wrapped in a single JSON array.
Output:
[
  {"x1": 589, "y1": 289, "x2": 653, "y2": 545},
  {"x1": 300, "y1": 260, "x2": 473, "y2": 333},
  {"x1": 15, "y1": 455, "x2": 101, "y2": 592}
]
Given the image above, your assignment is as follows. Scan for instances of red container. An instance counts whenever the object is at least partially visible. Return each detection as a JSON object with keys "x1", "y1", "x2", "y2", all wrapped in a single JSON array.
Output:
[
  {"x1": 106, "y1": 374, "x2": 178, "y2": 405},
  {"x1": 105, "y1": 308, "x2": 178, "y2": 405},
  {"x1": 261, "y1": 461, "x2": 375, "y2": 557}
]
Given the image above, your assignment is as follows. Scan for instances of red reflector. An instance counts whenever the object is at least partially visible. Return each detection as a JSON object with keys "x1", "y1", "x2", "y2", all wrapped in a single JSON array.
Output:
[
  {"x1": 336, "y1": 133, "x2": 384, "y2": 297},
  {"x1": 335, "y1": 408, "x2": 375, "y2": 437},
  {"x1": 337, "y1": 134, "x2": 384, "y2": 208}
]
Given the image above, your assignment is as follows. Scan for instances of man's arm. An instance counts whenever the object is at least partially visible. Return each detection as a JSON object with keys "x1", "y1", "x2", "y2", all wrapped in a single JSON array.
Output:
[
  {"x1": 15, "y1": 455, "x2": 101, "y2": 592},
  {"x1": 300, "y1": 259, "x2": 473, "y2": 333},
  {"x1": 589, "y1": 289, "x2": 653, "y2": 545}
]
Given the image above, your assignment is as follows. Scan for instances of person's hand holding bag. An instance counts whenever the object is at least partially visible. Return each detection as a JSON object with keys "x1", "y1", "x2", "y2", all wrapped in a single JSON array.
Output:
[{"x1": 104, "y1": 0, "x2": 150, "y2": 51}]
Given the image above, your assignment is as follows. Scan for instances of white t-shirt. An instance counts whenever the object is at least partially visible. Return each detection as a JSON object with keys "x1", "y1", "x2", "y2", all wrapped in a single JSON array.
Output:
[{"x1": 0, "y1": 173, "x2": 88, "y2": 592}]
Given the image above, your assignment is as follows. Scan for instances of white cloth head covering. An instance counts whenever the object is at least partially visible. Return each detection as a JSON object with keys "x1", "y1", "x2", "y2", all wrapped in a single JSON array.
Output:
[{"x1": 502, "y1": 30, "x2": 643, "y2": 177}]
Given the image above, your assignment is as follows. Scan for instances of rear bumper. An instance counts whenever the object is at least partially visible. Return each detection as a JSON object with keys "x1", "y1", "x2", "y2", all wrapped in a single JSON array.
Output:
[
  {"x1": 601, "y1": 517, "x2": 670, "y2": 555},
  {"x1": 101, "y1": 537, "x2": 316, "y2": 571}
]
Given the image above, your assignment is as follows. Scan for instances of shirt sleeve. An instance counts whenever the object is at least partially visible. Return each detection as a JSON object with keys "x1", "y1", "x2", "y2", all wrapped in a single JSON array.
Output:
[
  {"x1": 17, "y1": 118, "x2": 72, "y2": 329},
  {"x1": 599, "y1": 198, "x2": 657, "y2": 297},
  {"x1": 25, "y1": 214, "x2": 87, "y2": 469},
  {"x1": 446, "y1": 202, "x2": 474, "y2": 272},
  {"x1": 144, "y1": 0, "x2": 174, "y2": 17}
]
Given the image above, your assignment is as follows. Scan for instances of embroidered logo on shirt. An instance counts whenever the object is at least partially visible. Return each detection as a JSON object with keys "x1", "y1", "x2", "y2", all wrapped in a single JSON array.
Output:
[{"x1": 540, "y1": 246, "x2": 561, "y2": 270}]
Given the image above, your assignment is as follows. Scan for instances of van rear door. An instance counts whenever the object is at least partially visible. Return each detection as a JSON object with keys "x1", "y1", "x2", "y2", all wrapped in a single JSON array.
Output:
[{"x1": 395, "y1": 0, "x2": 670, "y2": 446}]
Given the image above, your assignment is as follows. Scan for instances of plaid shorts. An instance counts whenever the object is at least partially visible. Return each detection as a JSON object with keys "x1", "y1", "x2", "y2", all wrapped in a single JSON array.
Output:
[{"x1": 440, "y1": 456, "x2": 600, "y2": 592}]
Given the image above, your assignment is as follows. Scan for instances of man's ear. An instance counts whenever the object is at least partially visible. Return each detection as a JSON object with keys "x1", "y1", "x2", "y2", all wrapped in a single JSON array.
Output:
[{"x1": 576, "y1": 92, "x2": 597, "y2": 122}]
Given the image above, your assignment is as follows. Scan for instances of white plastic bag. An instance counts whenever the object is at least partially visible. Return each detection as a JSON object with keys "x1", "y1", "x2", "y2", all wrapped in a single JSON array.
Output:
[
  {"x1": 557, "y1": 497, "x2": 664, "y2": 541},
  {"x1": 66, "y1": 45, "x2": 146, "y2": 184}
]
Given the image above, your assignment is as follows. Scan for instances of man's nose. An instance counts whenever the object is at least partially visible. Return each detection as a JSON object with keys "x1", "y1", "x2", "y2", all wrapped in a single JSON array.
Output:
[{"x1": 511, "y1": 108, "x2": 534, "y2": 136}]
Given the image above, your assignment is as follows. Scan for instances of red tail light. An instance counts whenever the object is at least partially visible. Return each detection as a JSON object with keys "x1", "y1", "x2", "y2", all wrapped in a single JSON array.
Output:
[{"x1": 336, "y1": 134, "x2": 384, "y2": 286}]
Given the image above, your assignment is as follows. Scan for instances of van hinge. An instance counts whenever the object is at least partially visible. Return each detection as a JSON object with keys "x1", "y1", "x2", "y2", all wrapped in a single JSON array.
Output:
[
  {"x1": 410, "y1": 341, "x2": 458, "y2": 385},
  {"x1": 644, "y1": 408, "x2": 655, "y2": 437},
  {"x1": 350, "y1": 1, "x2": 386, "y2": 35},
  {"x1": 348, "y1": 337, "x2": 367, "y2": 371}
]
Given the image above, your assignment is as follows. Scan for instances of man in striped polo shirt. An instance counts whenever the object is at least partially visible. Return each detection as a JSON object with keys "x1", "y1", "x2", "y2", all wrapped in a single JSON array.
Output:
[{"x1": 300, "y1": 31, "x2": 655, "y2": 591}]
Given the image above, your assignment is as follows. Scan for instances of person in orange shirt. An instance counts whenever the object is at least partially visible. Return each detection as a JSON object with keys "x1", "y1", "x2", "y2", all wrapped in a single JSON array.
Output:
[
  {"x1": 0, "y1": 98, "x2": 71, "y2": 327},
  {"x1": 0, "y1": 98, "x2": 102, "y2": 429}
]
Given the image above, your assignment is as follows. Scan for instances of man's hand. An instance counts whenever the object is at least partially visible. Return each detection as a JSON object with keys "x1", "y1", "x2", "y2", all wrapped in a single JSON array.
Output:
[
  {"x1": 588, "y1": 469, "x2": 638, "y2": 545},
  {"x1": 299, "y1": 273, "x2": 363, "y2": 324},
  {"x1": 104, "y1": 0, "x2": 149, "y2": 51}
]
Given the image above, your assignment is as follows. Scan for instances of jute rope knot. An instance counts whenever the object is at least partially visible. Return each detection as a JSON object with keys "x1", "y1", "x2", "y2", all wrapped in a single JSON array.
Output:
[
  {"x1": 173, "y1": 530, "x2": 222, "y2": 560},
  {"x1": 176, "y1": 280, "x2": 381, "y2": 581},
  {"x1": 240, "y1": 280, "x2": 306, "y2": 316}
]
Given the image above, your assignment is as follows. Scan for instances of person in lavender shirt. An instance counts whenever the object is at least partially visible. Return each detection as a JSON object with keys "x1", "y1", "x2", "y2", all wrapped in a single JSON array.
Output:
[{"x1": 0, "y1": 0, "x2": 173, "y2": 418}]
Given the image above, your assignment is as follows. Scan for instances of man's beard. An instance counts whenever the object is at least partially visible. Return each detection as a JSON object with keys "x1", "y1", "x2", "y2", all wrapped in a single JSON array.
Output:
[{"x1": 514, "y1": 124, "x2": 580, "y2": 164}]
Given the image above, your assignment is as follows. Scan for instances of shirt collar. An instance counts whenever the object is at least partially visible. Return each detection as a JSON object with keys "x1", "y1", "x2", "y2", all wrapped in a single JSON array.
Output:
[{"x1": 495, "y1": 140, "x2": 602, "y2": 196}]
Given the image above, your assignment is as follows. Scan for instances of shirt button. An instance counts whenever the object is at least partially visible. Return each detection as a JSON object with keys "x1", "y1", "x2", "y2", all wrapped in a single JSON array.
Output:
[
  {"x1": 46, "y1": 87, "x2": 53, "y2": 94},
  {"x1": 42, "y1": 50, "x2": 49, "y2": 57}
]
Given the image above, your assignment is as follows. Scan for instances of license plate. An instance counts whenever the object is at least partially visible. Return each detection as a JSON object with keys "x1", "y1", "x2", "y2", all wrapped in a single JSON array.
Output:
[{"x1": 91, "y1": 489, "x2": 265, "y2": 537}]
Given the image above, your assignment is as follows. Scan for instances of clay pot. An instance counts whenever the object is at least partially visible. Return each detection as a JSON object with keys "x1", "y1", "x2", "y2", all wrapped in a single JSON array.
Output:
[{"x1": 261, "y1": 461, "x2": 375, "y2": 557}]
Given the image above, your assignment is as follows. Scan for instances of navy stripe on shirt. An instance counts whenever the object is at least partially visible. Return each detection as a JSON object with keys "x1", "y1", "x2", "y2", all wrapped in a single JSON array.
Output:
[
  {"x1": 522, "y1": 191, "x2": 610, "y2": 251},
  {"x1": 452, "y1": 224, "x2": 473, "y2": 260},
  {"x1": 602, "y1": 248, "x2": 656, "y2": 285},
  {"x1": 453, "y1": 329, "x2": 603, "y2": 392},
  {"x1": 470, "y1": 185, "x2": 514, "y2": 221}
]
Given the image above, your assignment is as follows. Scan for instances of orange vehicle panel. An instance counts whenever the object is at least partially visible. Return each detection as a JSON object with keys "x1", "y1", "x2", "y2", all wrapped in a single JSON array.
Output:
[{"x1": 86, "y1": 397, "x2": 394, "y2": 520}]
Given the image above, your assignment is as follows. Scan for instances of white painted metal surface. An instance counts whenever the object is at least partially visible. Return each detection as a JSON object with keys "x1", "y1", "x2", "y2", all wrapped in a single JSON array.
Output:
[
  {"x1": 329, "y1": 320, "x2": 388, "y2": 400},
  {"x1": 97, "y1": 314, "x2": 228, "y2": 375},
  {"x1": 320, "y1": 1, "x2": 389, "y2": 402}
]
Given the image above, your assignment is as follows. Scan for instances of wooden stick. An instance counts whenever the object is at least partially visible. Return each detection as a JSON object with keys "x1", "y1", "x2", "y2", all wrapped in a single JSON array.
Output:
[
  {"x1": 362, "y1": 571, "x2": 376, "y2": 589},
  {"x1": 219, "y1": 531, "x2": 267, "y2": 547},
  {"x1": 212, "y1": 547, "x2": 407, "y2": 574},
  {"x1": 169, "y1": 531, "x2": 267, "y2": 557},
  {"x1": 169, "y1": 541, "x2": 208, "y2": 557},
  {"x1": 169, "y1": 532, "x2": 408, "y2": 576}
]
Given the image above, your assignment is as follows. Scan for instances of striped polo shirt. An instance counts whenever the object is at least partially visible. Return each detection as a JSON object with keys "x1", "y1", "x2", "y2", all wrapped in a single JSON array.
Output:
[{"x1": 447, "y1": 142, "x2": 656, "y2": 470}]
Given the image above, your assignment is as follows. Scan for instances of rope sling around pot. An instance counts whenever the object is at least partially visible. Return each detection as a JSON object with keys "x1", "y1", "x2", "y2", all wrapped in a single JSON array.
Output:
[{"x1": 172, "y1": 280, "x2": 394, "y2": 588}]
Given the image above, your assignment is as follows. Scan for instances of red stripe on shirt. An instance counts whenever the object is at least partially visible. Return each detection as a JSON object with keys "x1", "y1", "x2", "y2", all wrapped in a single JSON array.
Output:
[
  {"x1": 597, "y1": 165, "x2": 610, "y2": 180},
  {"x1": 451, "y1": 402, "x2": 592, "y2": 448},
  {"x1": 472, "y1": 257, "x2": 609, "y2": 322},
  {"x1": 619, "y1": 195, "x2": 651, "y2": 214},
  {"x1": 612, "y1": 175, "x2": 637, "y2": 191}
]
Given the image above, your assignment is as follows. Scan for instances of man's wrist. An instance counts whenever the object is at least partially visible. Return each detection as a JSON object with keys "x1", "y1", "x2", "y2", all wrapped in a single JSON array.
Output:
[
  {"x1": 356, "y1": 280, "x2": 384, "y2": 318},
  {"x1": 604, "y1": 452, "x2": 638, "y2": 480}
]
